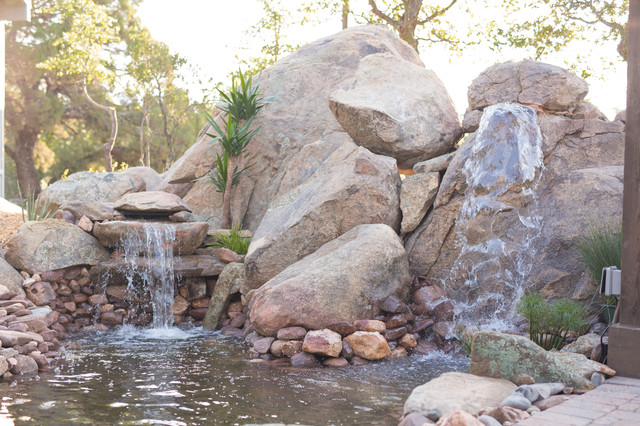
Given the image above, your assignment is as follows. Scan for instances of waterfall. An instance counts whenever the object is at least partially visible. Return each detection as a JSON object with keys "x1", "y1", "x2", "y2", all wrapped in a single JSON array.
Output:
[
  {"x1": 119, "y1": 222, "x2": 177, "y2": 328},
  {"x1": 449, "y1": 103, "x2": 544, "y2": 325}
]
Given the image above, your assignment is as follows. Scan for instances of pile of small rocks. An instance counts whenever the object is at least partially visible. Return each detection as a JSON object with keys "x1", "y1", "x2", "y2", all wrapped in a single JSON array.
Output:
[
  {"x1": 216, "y1": 277, "x2": 462, "y2": 367},
  {"x1": 0, "y1": 283, "x2": 62, "y2": 378}
]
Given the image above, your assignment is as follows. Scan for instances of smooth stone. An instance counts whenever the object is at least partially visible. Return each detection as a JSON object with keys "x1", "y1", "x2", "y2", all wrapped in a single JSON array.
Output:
[
  {"x1": 113, "y1": 191, "x2": 191, "y2": 215},
  {"x1": 323, "y1": 357, "x2": 349, "y2": 367},
  {"x1": 253, "y1": 337, "x2": 275, "y2": 355},
  {"x1": 591, "y1": 372, "x2": 606, "y2": 387},
  {"x1": 398, "y1": 412, "x2": 435, "y2": 426},
  {"x1": 511, "y1": 373, "x2": 535, "y2": 386},
  {"x1": 477, "y1": 415, "x2": 501, "y2": 426},
  {"x1": 500, "y1": 394, "x2": 531, "y2": 410},
  {"x1": 302, "y1": 329, "x2": 342, "y2": 358},
  {"x1": 326, "y1": 321, "x2": 356, "y2": 336},
  {"x1": 514, "y1": 385, "x2": 540, "y2": 403},
  {"x1": 343, "y1": 331, "x2": 390, "y2": 360},
  {"x1": 277, "y1": 326, "x2": 307, "y2": 341},
  {"x1": 10, "y1": 354, "x2": 39, "y2": 375},
  {"x1": 290, "y1": 352, "x2": 320, "y2": 368},
  {"x1": 533, "y1": 394, "x2": 573, "y2": 411},
  {"x1": 354, "y1": 319, "x2": 386, "y2": 333}
]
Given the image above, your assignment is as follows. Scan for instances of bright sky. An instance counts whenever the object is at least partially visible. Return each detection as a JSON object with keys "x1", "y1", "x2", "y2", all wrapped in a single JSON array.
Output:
[{"x1": 137, "y1": 0, "x2": 627, "y2": 120}]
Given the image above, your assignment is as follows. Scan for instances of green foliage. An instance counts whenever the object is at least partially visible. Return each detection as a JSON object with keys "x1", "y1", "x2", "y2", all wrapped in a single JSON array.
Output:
[
  {"x1": 198, "y1": 151, "x2": 243, "y2": 195},
  {"x1": 454, "y1": 323, "x2": 475, "y2": 356},
  {"x1": 576, "y1": 221, "x2": 622, "y2": 283},
  {"x1": 208, "y1": 223, "x2": 252, "y2": 255},
  {"x1": 517, "y1": 292, "x2": 587, "y2": 350},
  {"x1": 18, "y1": 187, "x2": 54, "y2": 223},
  {"x1": 217, "y1": 70, "x2": 269, "y2": 122}
]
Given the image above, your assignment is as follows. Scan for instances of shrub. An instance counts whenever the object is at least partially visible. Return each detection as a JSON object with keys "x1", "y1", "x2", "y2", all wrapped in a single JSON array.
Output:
[
  {"x1": 576, "y1": 221, "x2": 622, "y2": 282},
  {"x1": 208, "y1": 223, "x2": 251, "y2": 255},
  {"x1": 19, "y1": 188, "x2": 54, "y2": 223},
  {"x1": 516, "y1": 292, "x2": 587, "y2": 350}
]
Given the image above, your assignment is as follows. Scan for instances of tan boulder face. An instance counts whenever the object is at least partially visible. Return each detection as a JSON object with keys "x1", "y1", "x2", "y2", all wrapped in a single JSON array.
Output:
[
  {"x1": 403, "y1": 372, "x2": 517, "y2": 418},
  {"x1": 405, "y1": 103, "x2": 624, "y2": 322},
  {"x1": 114, "y1": 191, "x2": 192, "y2": 215},
  {"x1": 36, "y1": 170, "x2": 145, "y2": 212},
  {"x1": 467, "y1": 60, "x2": 589, "y2": 114},
  {"x1": 330, "y1": 52, "x2": 461, "y2": 168},
  {"x1": 122, "y1": 167, "x2": 164, "y2": 191},
  {"x1": 171, "y1": 25, "x2": 421, "y2": 232},
  {"x1": 0, "y1": 257, "x2": 25, "y2": 297},
  {"x1": 400, "y1": 172, "x2": 439, "y2": 234},
  {"x1": 302, "y1": 329, "x2": 343, "y2": 357},
  {"x1": 244, "y1": 137, "x2": 401, "y2": 290},
  {"x1": 249, "y1": 224, "x2": 411, "y2": 337},
  {"x1": 343, "y1": 331, "x2": 390, "y2": 360},
  {"x1": 92, "y1": 221, "x2": 208, "y2": 256},
  {"x1": 5, "y1": 219, "x2": 109, "y2": 275}
]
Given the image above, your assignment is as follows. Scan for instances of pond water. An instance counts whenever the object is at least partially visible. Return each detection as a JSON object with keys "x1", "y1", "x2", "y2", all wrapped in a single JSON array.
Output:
[{"x1": 0, "y1": 325, "x2": 468, "y2": 425}]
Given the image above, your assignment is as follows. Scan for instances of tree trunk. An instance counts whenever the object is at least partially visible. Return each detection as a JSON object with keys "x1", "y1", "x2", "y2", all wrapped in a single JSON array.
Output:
[
  {"x1": 230, "y1": 154, "x2": 246, "y2": 226},
  {"x1": 221, "y1": 155, "x2": 235, "y2": 229},
  {"x1": 6, "y1": 127, "x2": 40, "y2": 198},
  {"x1": 82, "y1": 81, "x2": 118, "y2": 172},
  {"x1": 342, "y1": 0, "x2": 349, "y2": 29}
]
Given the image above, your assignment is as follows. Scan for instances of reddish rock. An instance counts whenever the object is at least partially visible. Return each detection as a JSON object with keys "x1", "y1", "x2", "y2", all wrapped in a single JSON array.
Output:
[
  {"x1": 385, "y1": 326, "x2": 408, "y2": 341},
  {"x1": 99, "y1": 304, "x2": 114, "y2": 313},
  {"x1": 432, "y1": 300, "x2": 455, "y2": 321},
  {"x1": 101, "y1": 311, "x2": 124, "y2": 325},
  {"x1": 413, "y1": 318, "x2": 435, "y2": 333},
  {"x1": 26, "y1": 282, "x2": 56, "y2": 306},
  {"x1": 63, "y1": 302, "x2": 77, "y2": 312},
  {"x1": 229, "y1": 313, "x2": 246, "y2": 328},
  {"x1": 327, "y1": 321, "x2": 356, "y2": 336},
  {"x1": 290, "y1": 352, "x2": 321, "y2": 368},
  {"x1": 381, "y1": 296, "x2": 407, "y2": 314},
  {"x1": 433, "y1": 321, "x2": 455, "y2": 339},
  {"x1": 350, "y1": 356, "x2": 370, "y2": 366},
  {"x1": 277, "y1": 326, "x2": 308, "y2": 340},
  {"x1": 533, "y1": 395, "x2": 574, "y2": 411},
  {"x1": 386, "y1": 314, "x2": 409, "y2": 329},
  {"x1": 390, "y1": 346, "x2": 408, "y2": 358},
  {"x1": 220, "y1": 326, "x2": 243, "y2": 337},
  {"x1": 7, "y1": 323, "x2": 29, "y2": 333},
  {"x1": 323, "y1": 357, "x2": 349, "y2": 367},
  {"x1": 10, "y1": 354, "x2": 39, "y2": 375},
  {"x1": 281, "y1": 340, "x2": 303, "y2": 357},
  {"x1": 218, "y1": 248, "x2": 244, "y2": 264},
  {"x1": 437, "y1": 410, "x2": 484, "y2": 426},
  {"x1": 354, "y1": 319, "x2": 386, "y2": 333},
  {"x1": 88, "y1": 294, "x2": 108, "y2": 306},
  {"x1": 302, "y1": 329, "x2": 343, "y2": 357},
  {"x1": 413, "y1": 285, "x2": 445, "y2": 306},
  {"x1": 173, "y1": 296, "x2": 190, "y2": 315},
  {"x1": 344, "y1": 331, "x2": 390, "y2": 360},
  {"x1": 190, "y1": 307, "x2": 208, "y2": 321},
  {"x1": 72, "y1": 293, "x2": 88, "y2": 303},
  {"x1": 399, "y1": 333, "x2": 418, "y2": 349},
  {"x1": 270, "y1": 340, "x2": 285, "y2": 357},
  {"x1": 40, "y1": 270, "x2": 64, "y2": 282},
  {"x1": 192, "y1": 298, "x2": 209, "y2": 309},
  {"x1": 483, "y1": 406, "x2": 530, "y2": 423},
  {"x1": 40, "y1": 329, "x2": 58, "y2": 342},
  {"x1": 413, "y1": 339, "x2": 439, "y2": 355},
  {"x1": 77, "y1": 215, "x2": 93, "y2": 232}
]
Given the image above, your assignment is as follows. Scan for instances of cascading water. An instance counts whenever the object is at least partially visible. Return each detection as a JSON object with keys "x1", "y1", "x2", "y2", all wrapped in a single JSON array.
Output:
[
  {"x1": 449, "y1": 102, "x2": 545, "y2": 326},
  {"x1": 119, "y1": 222, "x2": 177, "y2": 328}
]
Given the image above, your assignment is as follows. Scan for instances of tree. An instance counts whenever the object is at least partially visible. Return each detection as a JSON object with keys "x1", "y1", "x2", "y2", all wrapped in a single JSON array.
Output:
[{"x1": 38, "y1": 0, "x2": 121, "y2": 171}]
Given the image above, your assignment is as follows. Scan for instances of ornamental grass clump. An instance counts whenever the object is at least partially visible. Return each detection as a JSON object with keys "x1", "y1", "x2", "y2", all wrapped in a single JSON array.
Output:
[
  {"x1": 19, "y1": 188, "x2": 54, "y2": 223},
  {"x1": 576, "y1": 220, "x2": 622, "y2": 282},
  {"x1": 209, "y1": 223, "x2": 251, "y2": 255},
  {"x1": 516, "y1": 292, "x2": 587, "y2": 351}
]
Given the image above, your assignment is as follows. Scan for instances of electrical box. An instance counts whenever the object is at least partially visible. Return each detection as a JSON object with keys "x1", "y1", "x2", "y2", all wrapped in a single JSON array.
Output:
[{"x1": 600, "y1": 266, "x2": 622, "y2": 296}]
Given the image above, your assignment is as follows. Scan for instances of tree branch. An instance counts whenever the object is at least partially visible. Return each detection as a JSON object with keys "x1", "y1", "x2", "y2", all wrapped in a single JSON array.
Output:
[
  {"x1": 418, "y1": 0, "x2": 457, "y2": 25},
  {"x1": 368, "y1": 0, "x2": 399, "y2": 26}
]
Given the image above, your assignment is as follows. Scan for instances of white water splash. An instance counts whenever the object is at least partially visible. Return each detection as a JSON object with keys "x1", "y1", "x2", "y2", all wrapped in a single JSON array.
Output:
[
  {"x1": 119, "y1": 223, "x2": 177, "y2": 328},
  {"x1": 449, "y1": 103, "x2": 544, "y2": 326}
]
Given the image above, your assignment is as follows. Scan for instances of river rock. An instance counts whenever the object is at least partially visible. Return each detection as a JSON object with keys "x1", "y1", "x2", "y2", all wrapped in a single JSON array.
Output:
[
  {"x1": 281, "y1": 340, "x2": 303, "y2": 357},
  {"x1": 404, "y1": 372, "x2": 517, "y2": 418},
  {"x1": 405, "y1": 102, "x2": 624, "y2": 319},
  {"x1": 5, "y1": 219, "x2": 109, "y2": 275},
  {"x1": 59, "y1": 201, "x2": 115, "y2": 221},
  {"x1": 437, "y1": 411, "x2": 484, "y2": 426},
  {"x1": 343, "y1": 331, "x2": 390, "y2": 360},
  {"x1": 467, "y1": 60, "x2": 588, "y2": 115},
  {"x1": 93, "y1": 221, "x2": 208, "y2": 256},
  {"x1": 249, "y1": 224, "x2": 410, "y2": 336},
  {"x1": 10, "y1": 354, "x2": 38, "y2": 375},
  {"x1": 561, "y1": 333, "x2": 601, "y2": 357},
  {"x1": 500, "y1": 394, "x2": 531, "y2": 410},
  {"x1": 327, "y1": 321, "x2": 356, "y2": 336},
  {"x1": 244, "y1": 136, "x2": 401, "y2": 289},
  {"x1": 174, "y1": 25, "x2": 420, "y2": 232},
  {"x1": 25, "y1": 282, "x2": 56, "y2": 306},
  {"x1": 277, "y1": 326, "x2": 307, "y2": 340},
  {"x1": 355, "y1": 319, "x2": 386, "y2": 333},
  {"x1": 37, "y1": 170, "x2": 145, "y2": 212},
  {"x1": 290, "y1": 351, "x2": 321, "y2": 368},
  {"x1": 400, "y1": 172, "x2": 439, "y2": 234},
  {"x1": 203, "y1": 262, "x2": 244, "y2": 330},
  {"x1": 253, "y1": 337, "x2": 275, "y2": 355},
  {"x1": 469, "y1": 331, "x2": 596, "y2": 390},
  {"x1": 0, "y1": 330, "x2": 35, "y2": 346},
  {"x1": 329, "y1": 52, "x2": 461, "y2": 167},
  {"x1": 302, "y1": 329, "x2": 342, "y2": 357},
  {"x1": 113, "y1": 191, "x2": 192, "y2": 215},
  {"x1": 0, "y1": 257, "x2": 25, "y2": 297}
]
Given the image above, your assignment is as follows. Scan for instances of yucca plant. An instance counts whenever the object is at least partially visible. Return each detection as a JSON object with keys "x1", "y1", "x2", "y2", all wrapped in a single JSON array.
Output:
[
  {"x1": 517, "y1": 292, "x2": 587, "y2": 350},
  {"x1": 18, "y1": 187, "x2": 54, "y2": 223},
  {"x1": 217, "y1": 69, "x2": 269, "y2": 121},
  {"x1": 208, "y1": 223, "x2": 251, "y2": 255},
  {"x1": 198, "y1": 151, "x2": 243, "y2": 195}
]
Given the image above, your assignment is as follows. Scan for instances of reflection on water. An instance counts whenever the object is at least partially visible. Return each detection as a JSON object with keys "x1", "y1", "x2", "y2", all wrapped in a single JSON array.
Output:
[{"x1": 0, "y1": 326, "x2": 468, "y2": 425}]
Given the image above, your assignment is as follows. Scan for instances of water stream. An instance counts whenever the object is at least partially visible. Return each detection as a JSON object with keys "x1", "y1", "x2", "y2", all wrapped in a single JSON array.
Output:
[{"x1": 0, "y1": 326, "x2": 468, "y2": 425}]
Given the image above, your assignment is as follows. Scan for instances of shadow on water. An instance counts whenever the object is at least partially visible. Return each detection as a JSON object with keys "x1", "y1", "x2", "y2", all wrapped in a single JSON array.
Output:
[{"x1": 0, "y1": 325, "x2": 468, "y2": 425}]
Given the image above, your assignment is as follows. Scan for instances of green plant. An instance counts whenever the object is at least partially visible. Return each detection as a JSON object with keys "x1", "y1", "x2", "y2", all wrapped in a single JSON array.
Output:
[
  {"x1": 517, "y1": 292, "x2": 588, "y2": 350},
  {"x1": 217, "y1": 69, "x2": 269, "y2": 121},
  {"x1": 198, "y1": 152, "x2": 242, "y2": 195},
  {"x1": 18, "y1": 187, "x2": 54, "y2": 223},
  {"x1": 208, "y1": 223, "x2": 251, "y2": 255},
  {"x1": 576, "y1": 221, "x2": 622, "y2": 282},
  {"x1": 454, "y1": 323, "x2": 475, "y2": 356}
]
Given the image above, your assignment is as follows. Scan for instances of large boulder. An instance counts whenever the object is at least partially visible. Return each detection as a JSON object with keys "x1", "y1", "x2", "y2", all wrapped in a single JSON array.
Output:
[
  {"x1": 404, "y1": 372, "x2": 517, "y2": 418},
  {"x1": 244, "y1": 135, "x2": 401, "y2": 289},
  {"x1": 405, "y1": 100, "x2": 624, "y2": 321},
  {"x1": 468, "y1": 60, "x2": 588, "y2": 115},
  {"x1": 469, "y1": 331, "x2": 605, "y2": 390},
  {"x1": 170, "y1": 25, "x2": 423, "y2": 231},
  {"x1": 113, "y1": 191, "x2": 192, "y2": 216},
  {"x1": 92, "y1": 221, "x2": 208, "y2": 256},
  {"x1": 249, "y1": 224, "x2": 411, "y2": 337},
  {"x1": 203, "y1": 262, "x2": 244, "y2": 330},
  {"x1": 37, "y1": 171, "x2": 145, "y2": 212},
  {"x1": 329, "y1": 52, "x2": 461, "y2": 167},
  {"x1": 4, "y1": 219, "x2": 109, "y2": 274},
  {"x1": 0, "y1": 257, "x2": 25, "y2": 296}
]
